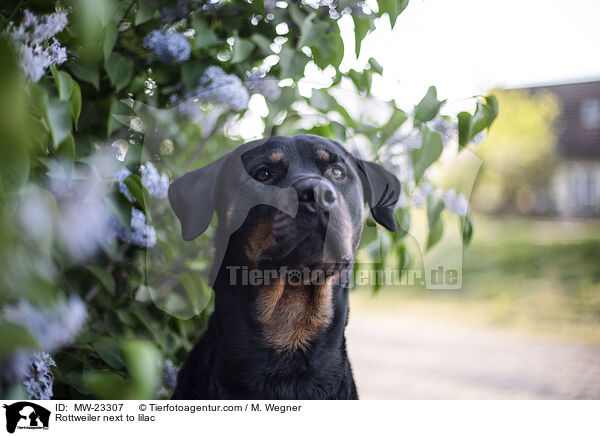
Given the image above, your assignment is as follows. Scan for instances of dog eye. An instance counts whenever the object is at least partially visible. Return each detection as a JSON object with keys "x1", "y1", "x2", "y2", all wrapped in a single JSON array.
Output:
[
  {"x1": 329, "y1": 165, "x2": 345, "y2": 180},
  {"x1": 255, "y1": 168, "x2": 272, "y2": 182}
]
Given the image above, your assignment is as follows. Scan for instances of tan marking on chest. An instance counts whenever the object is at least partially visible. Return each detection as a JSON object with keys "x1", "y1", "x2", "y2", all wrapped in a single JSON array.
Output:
[{"x1": 255, "y1": 276, "x2": 335, "y2": 353}]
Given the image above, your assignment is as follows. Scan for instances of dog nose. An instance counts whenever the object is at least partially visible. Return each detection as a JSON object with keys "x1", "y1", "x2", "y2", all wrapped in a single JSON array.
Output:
[{"x1": 293, "y1": 178, "x2": 337, "y2": 211}]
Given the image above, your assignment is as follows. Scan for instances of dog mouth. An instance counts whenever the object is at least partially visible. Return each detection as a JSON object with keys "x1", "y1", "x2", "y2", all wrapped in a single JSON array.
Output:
[{"x1": 256, "y1": 209, "x2": 352, "y2": 271}]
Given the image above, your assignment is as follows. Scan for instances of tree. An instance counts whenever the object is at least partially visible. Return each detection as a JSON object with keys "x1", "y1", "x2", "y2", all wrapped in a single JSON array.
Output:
[
  {"x1": 0, "y1": 0, "x2": 497, "y2": 399},
  {"x1": 471, "y1": 88, "x2": 559, "y2": 214}
]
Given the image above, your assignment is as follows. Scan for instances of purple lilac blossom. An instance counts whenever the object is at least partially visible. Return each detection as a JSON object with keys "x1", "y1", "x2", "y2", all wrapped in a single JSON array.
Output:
[
  {"x1": 196, "y1": 66, "x2": 249, "y2": 110},
  {"x1": 4, "y1": 297, "x2": 88, "y2": 353},
  {"x1": 111, "y1": 207, "x2": 157, "y2": 247},
  {"x1": 245, "y1": 70, "x2": 281, "y2": 101},
  {"x1": 144, "y1": 30, "x2": 191, "y2": 63},
  {"x1": 23, "y1": 352, "x2": 56, "y2": 400},
  {"x1": 5, "y1": 10, "x2": 68, "y2": 82},
  {"x1": 141, "y1": 162, "x2": 169, "y2": 199}
]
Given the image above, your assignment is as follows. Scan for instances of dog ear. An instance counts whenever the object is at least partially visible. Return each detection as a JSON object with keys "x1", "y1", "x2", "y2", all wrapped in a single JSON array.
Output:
[
  {"x1": 357, "y1": 160, "x2": 401, "y2": 232},
  {"x1": 168, "y1": 156, "x2": 227, "y2": 241}
]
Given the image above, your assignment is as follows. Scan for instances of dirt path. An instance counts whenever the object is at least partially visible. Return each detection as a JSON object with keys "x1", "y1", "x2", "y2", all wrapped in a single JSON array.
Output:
[{"x1": 346, "y1": 312, "x2": 600, "y2": 399}]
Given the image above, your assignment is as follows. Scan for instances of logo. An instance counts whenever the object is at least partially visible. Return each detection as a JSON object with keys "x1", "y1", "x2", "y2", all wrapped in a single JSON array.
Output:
[{"x1": 3, "y1": 402, "x2": 50, "y2": 434}]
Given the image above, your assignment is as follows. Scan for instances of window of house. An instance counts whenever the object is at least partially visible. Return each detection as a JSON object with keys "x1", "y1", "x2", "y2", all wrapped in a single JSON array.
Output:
[
  {"x1": 571, "y1": 166, "x2": 597, "y2": 210},
  {"x1": 581, "y1": 98, "x2": 600, "y2": 129}
]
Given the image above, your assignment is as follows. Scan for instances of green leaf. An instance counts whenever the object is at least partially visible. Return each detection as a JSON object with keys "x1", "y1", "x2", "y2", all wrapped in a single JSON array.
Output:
[
  {"x1": 368, "y1": 57, "x2": 384, "y2": 75},
  {"x1": 312, "y1": 30, "x2": 344, "y2": 70},
  {"x1": 103, "y1": 21, "x2": 118, "y2": 60},
  {"x1": 123, "y1": 174, "x2": 147, "y2": 211},
  {"x1": 231, "y1": 34, "x2": 255, "y2": 63},
  {"x1": 426, "y1": 215, "x2": 444, "y2": 250},
  {"x1": 279, "y1": 45, "x2": 309, "y2": 78},
  {"x1": 414, "y1": 86, "x2": 441, "y2": 123},
  {"x1": 0, "y1": 321, "x2": 38, "y2": 357},
  {"x1": 253, "y1": 0, "x2": 265, "y2": 14},
  {"x1": 121, "y1": 340, "x2": 161, "y2": 399},
  {"x1": 83, "y1": 371, "x2": 128, "y2": 399},
  {"x1": 486, "y1": 94, "x2": 499, "y2": 124},
  {"x1": 178, "y1": 272, "x2": 212, "y2": 316},
  {"x1": 105, "y1": 193, "x2": 133, "y2": 232},
  {"x1": 46, "y1": 98, "x2": 72, "y2": 148},
  {"x1": 397, "y1": 244, "x2": 412, "y2": 270},
  {"x1": 457, "y1": 111, "x2": 472, "y2": 148},
  {"x1": 86, "y1": 265, "x2": 116, "y2": 294},
  {"x1": 298, "y1": 13, "x2": 330, "y2": 48},
  {"x1": 104, "y1": 52, "x2": 134, "y2": 91},
  {"x1": 380, "y1": 108, "x2": 408, "y2": 143},
  {"x1": 347, "y1": 69, "x2": 372, "y2": 94},
  {"x1": 394, "y1": 207, "x2": 411, "y2": 239},
  {"x1": 250, "y1": 34, "x2": 272, "y2": 56},
  {"x1": 135, "y1": 0, "x2": 156, "y2": 25},
  {"x1": 181, "y1": 59, "x2": 205, "y2": 90},
  {"x1": 56, "y1": 133, "x2": 75, "y2": 164},
  {"x1": 378, "y1": 0, "x2": 409, "y2": 28},
  {"x1": 426, "y1": 194, "x2": 444, "y2": 250},
  {"x1": 69, "y1": 79, "x2": 82, "y2": 129},
  {"x1": 460, "y1": 214, "x2": 474, "y2": 245},
  {"x1": 191, "y1": 16, "x2": 222, "y2": 50},
  {"x1": 92, "y1": 337, "x2": 124, "y2": 369},
  {"x1": 354, "y1": 16, "x2": 371, "y2": 58},
  {"x1": 471, "y1": 102, "x2": 491, "y2": 137},
  {"x1": 289, "y1": 4, "x2": 307, "y2": 28},
  {"x1": 426, "y1": 194, "x2": 444, "y2": 226},
  {"x1": 51, "y1": 66, "x2": 72, "y2": 101},
  {"x1": 412, "y1": 129, "x2": 443, "y2": 181},
  {"x1": 69, "y1": 62, "x2": 100, "y2": 90}
]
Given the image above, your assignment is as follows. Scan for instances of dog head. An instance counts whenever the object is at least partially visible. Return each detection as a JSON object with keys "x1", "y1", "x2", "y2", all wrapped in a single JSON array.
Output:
[{"x1": 169, "y1": 134, "x2": 400, "y2": 273}]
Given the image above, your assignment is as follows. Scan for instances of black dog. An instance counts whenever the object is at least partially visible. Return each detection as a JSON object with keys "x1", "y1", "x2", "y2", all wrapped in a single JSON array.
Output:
[{"x1": 168, "y1": 134, "x2": 400, "y2": 399}]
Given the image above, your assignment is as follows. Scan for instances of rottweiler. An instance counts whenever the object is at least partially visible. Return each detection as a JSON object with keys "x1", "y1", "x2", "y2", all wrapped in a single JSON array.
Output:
[{"x1": 168, "y1": 134, "x2": 400, "y2": 399}]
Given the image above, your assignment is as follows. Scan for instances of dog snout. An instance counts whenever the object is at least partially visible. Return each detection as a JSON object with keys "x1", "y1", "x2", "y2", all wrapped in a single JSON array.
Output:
[{"x1": 293, "y1": 178, "x2": 337, "y2": 212}]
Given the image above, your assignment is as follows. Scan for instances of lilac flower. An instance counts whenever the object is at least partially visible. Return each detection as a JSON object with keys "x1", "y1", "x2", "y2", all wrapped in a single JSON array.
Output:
[
  {"x1": 430, "y1": 115, "x2": 456, "y2": 139},
  {"x1": 5, "y1": 10, "x2": 68, "y2": 82},
  {"x1": 471, "y1": 130, "x2": 487, "y2": 145},
  {"x1": 51, "y1": 175, "x2": 114, "y2": 260},
  {"x1": 4, "y1": 297, "x2": 88, "y2": 353},
  {"x1": 163, "y1": 360, "x2": 179, "y2": 389},
  {"x1": 196, "y1": 66, "x2": 249, "y2": 110},
  {"x1": 144, "y1": 30, "x2": 191, "y2": 63},
  {"x1": 443, "y1": 188, "x2": 469, "y2": 216},
  {"x1": 112, "y1": 207, "x2": 157, "y2": 247},
  {"x1": 30, "y1": 11, "x2": 68, "y2": 45},
  {"x1": 115, "y1": 168, "x2": 135, "y2": 202},
  {"x1": 245, "y1": 70, "x2": 281, "y2": 101},
  {"x1": 410, "y1": 181, "x2": 433, "y2": 207},
  {"x1": 23, "y1": 352, "x2": 56, "y2": 400},
  {"x1": 141, "y1": 162, "x2": 169, "y2": 199},
  {"x1": 175, "y1": 95, "x2": 224, "y2": 135},
  {"x1": 48, "y1": 38, "x2": 67, "y2": 64},
  {"x1": 17, "y1": 45, "x2": 47, "y2": 82}
]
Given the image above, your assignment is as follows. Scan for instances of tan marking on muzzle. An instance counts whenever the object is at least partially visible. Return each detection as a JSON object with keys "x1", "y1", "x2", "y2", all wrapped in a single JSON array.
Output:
[
  {"x1": 226, "y1": 204, "x2": 235, "y2": 227},
  {"x1": 255, "y1": 275, "x2": 336, "y2": 353},
  {"x1": 244, "y1": 219, "x2": 274, "y2": 265}
]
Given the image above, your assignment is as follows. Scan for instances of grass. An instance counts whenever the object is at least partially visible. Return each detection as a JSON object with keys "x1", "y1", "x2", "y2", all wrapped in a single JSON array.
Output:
[{"x1": 351, "y1": 213, "x2": 600, "y2": 344}]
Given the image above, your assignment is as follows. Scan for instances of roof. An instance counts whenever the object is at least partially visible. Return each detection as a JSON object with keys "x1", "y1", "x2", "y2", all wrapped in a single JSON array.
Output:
[{"x1": 519, "y1": 80, "x2": 600, "y2": 158}]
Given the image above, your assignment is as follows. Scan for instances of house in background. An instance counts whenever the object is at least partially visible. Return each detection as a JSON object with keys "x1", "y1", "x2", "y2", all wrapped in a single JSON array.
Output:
[{"x1": 526, "y1": 81, "x2": 600, "y2": 217}]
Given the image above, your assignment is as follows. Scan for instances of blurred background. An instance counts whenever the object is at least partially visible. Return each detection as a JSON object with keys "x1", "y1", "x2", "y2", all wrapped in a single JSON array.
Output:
[
  {"x1": 346, "y1": 0, "x2": 600, "y2": 399},
  {"x1": 0, "y1": 0, "x2": 598, "y2": 400}
]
